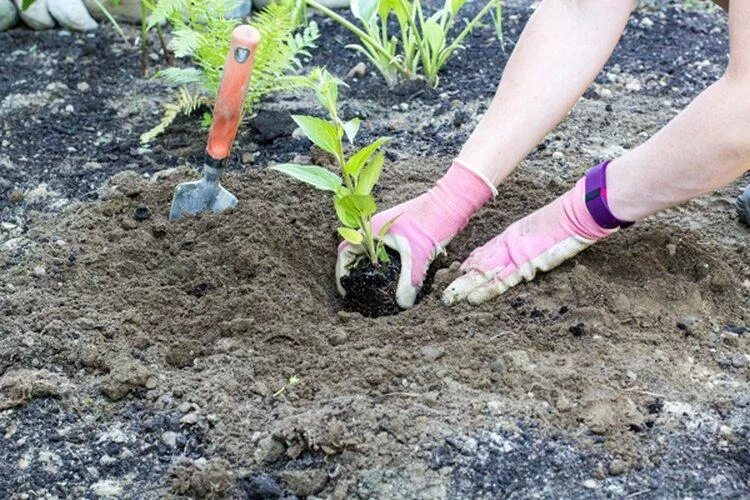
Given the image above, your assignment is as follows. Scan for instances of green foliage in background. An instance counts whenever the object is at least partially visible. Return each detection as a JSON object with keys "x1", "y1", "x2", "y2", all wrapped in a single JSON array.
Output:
[
  {"x1": 141, "y1": 0, "x2": 318, "y2": 144},
  {"x1": 307, "y1": 0, "x2": 502, "y2": 88},
  {"x1": 271, "y1": 69, "x2": 393, "y2": 266}
]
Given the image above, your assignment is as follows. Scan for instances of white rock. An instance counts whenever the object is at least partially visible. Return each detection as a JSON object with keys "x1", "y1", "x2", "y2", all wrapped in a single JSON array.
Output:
[
  {"x1": 0, "y1": 0, "x2": 18, "y2": 31},
  {"x1": 83, "y1": 0, "x2": 140, "y2": 23},
  {"x1": 90, "y1": 479, "x2": 123, "y2": 497},
  {"x1": 161, "y1": 431, "x2": 178, "y2": 448},
  {"x1": 48, "y1": 0, "x2": 97, "y2": 31},
  {"x1": 625, "y1": 79, "x2": 642, "y2": 92},
  {"x1": 77, "y1": 81, "x2": 91, "y2": 92},
  {"x1": 15, "y1": 0, "x2": 54, "y2": 30},
  {"x1": 640, "y1": 17, "x2": 654, "y2": 29}
]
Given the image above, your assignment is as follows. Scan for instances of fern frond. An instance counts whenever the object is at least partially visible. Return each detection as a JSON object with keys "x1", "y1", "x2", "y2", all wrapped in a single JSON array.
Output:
[
  {"x1": 148, "y1": 0, "x2": 185, "y2": 28},
  {"x1": 140, "y1": 86, "x2": 208, "y2": 144},
  {"x1": 156, "y1": 67, "x2": 204, "y2": 85},
  {"x1": 172, "y1": 27, "x2": 205, "y2": 58}
]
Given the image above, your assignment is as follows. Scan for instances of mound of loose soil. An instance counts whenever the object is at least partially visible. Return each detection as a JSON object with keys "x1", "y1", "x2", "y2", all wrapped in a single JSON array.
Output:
[{"x1": 1, "y1": 148, "x2": 748, "y2": 495}]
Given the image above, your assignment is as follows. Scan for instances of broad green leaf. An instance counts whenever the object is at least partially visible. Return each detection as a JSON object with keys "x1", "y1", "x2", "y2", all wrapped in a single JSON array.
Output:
[
  {"x1": 423, "y1": 19, "x2": 446, "y2": 54},
  {"x1": 291, "y1": 115, "x2": 342, "y2": 156},
  {"x1": 356, "y1": 151, "x2": 385, "y2": 195},
  {"x1": 22, "y1": 0, "x2": 35, "y2": 10},
  {"x1": 342, "y1": 118, "x2": 361, "y2": 144},
  {"x1": 338, "y1": 193, "x2": 377, "y2": 218},
  {"x1": 338, "y1": 227, "x2": 363, "y2": 245},
  {"x1": 351, "y1": 0, "x2": 380, "y2": 24},
  {"x1": 344, "y1": 136, "x2": 390, "y2": 177},
  {"x1": 334, "y1": 196, "x2": 360, "y2": 228},
  {"x1": 270, "y1": 164, "x2": 342, "y2": 192}
]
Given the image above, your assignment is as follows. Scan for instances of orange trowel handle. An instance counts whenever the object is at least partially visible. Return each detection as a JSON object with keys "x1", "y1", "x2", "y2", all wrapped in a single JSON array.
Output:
[{"x1": 206, "y1": 25, "x2": 261, "y2": 161}]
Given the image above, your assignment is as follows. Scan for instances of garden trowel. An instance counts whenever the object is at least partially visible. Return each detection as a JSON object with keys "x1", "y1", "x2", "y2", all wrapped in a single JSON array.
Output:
[
  {"x1": 169, "y1": 25, "x2": 260, "y2": 221},
  {"x1": 738, "y1": 185, "x2": 750, "y2": 226}
]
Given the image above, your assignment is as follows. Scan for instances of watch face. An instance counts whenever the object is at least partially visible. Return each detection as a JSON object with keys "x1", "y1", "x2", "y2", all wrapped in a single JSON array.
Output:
[{"x1": 235, "y1": 47, "x2": 251, "y2": 63}]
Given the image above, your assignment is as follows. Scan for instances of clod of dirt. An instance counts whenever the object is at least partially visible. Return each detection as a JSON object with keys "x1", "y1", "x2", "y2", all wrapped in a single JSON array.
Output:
[
  {"x1": 254, "y1": 436, "x2": 287, "y2": 465},
  {"x1": 242, "y1": 474, "x2": 283, "y2": 499},
  {"x1": 170, "y1": 457, "x2": 235, "y2": 499},
  {"x1": 0, "y1": 369, "x2": 73, "y2": 409},
  {"x1": 165, "y1": 339, "x2": 207, "y2": 368},
  {"x1": 100, "y1": 357, "x2": 150, "y2": 401},
  {"x1": 247, "y1": 110, "x2": 297, "y2": 144},
  {"x1": 279, "y1": 468, "x2": 328, "y2": 497},
  {"x1": 105, "y1": 170, "x2": 144, "y2": 198},
  {"x1": 340, "y1": 251, "x2": 401, "y2": 318}
]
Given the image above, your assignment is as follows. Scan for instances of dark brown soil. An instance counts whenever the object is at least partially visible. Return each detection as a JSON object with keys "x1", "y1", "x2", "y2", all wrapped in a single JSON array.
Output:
[
  {"x1": 1, "y1": 0, "x2": 749, "y2": 497},
  {"x1": 340, "y1": 250, "x2": 402, "y2": 318}
]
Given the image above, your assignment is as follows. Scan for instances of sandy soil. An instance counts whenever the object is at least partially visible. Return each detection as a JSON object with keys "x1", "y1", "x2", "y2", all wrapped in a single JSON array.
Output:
[{"x1": 1, "y1": 0, "x2": 748, "y2": 498}]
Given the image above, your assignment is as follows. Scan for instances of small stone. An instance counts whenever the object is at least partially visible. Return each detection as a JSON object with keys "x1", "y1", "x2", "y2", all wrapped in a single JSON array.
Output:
[
  {"x1": 90, "y1": 479, "x2": 123, "y2": 497},
  {"x1": 731, "y1": 353, "x2": 746, "y2": 368},
  {"x1": 77, "y1": 82, "x2": 91, "y2": 92},
  {"x1": 582, "y1": 479, "x2": 599, "y2": 490},
  {"x1": 399, "y1": 102, "x2": 409, "y2": 111},
  {"x1": 346, "y1": 62, "x2": 367, "y2": 79},
  {"x1": 254, "y1": 437, "x2": 286, "y2": 465},
  {"x1": 180, "y1": 413, "x2": 200, "y2": 425},
  {"x1": 677, "y1": 316, "x2": 697, "y2": 334},
  {"x1": 597, "y1": 88, "x2": 613, "y2": 99},
  {"x1": 243, "y1": 474, "x2": 283, "y2": 500},
  {"x1": 328, "y1": 329, "x2": 348, "y2": 346},
  {"x1": 420, "y1": 345, "x2": 444, "y2": 362},
  {"x1": 608, "y1": 459, "x2": 627, "y2": 476},
  {"x1": 48, "y1": 0, "x2": 98, "y2": 31},
  {"x1": 161, "y1": 431, "x2": 179, "y2": 448},
  {"x1": 8, "y1": 190, "x2": 24, "y2": 203},
  {"x1": 490, "y1": 358, "x2": 505, "y2": 373},
  {"x1": 15, "y1": 0, "x2": 55, "y2": 30},
  {"x1": 640, "y1": 17, "x2": 654, "y2": 29},
  {"x1": 32, "y1": 266, "x2": 46, "y2": 278},
  {"x1": 625, "y1": 79, "x2": 642, "y2": 92},
  {"x1": 555, "y1": 395, "x2": 572, "y2": 412},
  {"x1": 241, "y1": 152, "x2": 254, "y2": 165},
  {"x1": 552, "y1": 151, "x2": 565, "y2": 161},
  {"x1": 65, "y1": 104, "x2": 74, "y2": 113},
  {"x1": 132, "y1": 206, "x2": 151, "y2": 221}
]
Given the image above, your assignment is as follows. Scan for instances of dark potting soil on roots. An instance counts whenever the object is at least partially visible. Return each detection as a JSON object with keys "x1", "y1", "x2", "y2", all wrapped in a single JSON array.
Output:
[{"x1": 340, "y1": 249, "x2": 402, "y2": 318}]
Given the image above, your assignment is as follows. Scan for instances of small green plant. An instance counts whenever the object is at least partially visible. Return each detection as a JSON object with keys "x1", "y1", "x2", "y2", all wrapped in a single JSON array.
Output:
[
  {"x1": 141, "y1": 0, "x2": 318, "y2": 143},
  {"x1": 271, "y1": 69, "x2": 393, "y2": 266},
  {"x1": 306, "y1": 0, "x2": 501, "y2": 87},
  {"x1": 273, "y1": 375, "x2": 301, "y2": 397}
]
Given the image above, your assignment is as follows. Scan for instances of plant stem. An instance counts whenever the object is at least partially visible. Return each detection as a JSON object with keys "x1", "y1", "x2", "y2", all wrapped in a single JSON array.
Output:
[
  {"x1": 140, "y1": 0, "x2": 148, "y2": 76},
  {"x1": 155, "y1": 23, "x2": 175, "y2": 65},
  {"x1": 306, "y1": 0, "x2": 410, "y2": 78}
]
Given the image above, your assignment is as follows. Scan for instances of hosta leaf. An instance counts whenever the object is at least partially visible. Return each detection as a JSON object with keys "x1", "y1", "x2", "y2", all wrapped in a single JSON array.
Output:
[
  {"x1": 351, "y1": 0, "x2": 380, "y2": 25},
  {"x1": 270, "y1": 164, "x2": 342, "y2": 192},
  {"x1": 423, "y1": 19, "x2": 446, "y2": 54},
  {"x1": 291, "y1": 115, "x2": 342, "y2": 156},
  {"x1": 338, "y1": 227, "x2": 363, "y2": 245}
]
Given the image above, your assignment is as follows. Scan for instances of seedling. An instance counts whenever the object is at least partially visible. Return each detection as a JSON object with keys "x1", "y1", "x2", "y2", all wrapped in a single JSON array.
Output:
[
  {"x1": 273, "y1": 375, "x2": 301, "y2": 397},
  {"x1": 271, "y1": 69, "x2": 393, "y2": 266},
  {"x1": 306, "y1": 0, "x2": 502, "y2": 87}
]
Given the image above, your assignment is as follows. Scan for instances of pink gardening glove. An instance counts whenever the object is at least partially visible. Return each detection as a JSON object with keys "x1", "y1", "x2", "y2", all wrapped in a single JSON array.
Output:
[
  {"x1": 336, "y1": 160, "x2": 496, "y2": 309},
  {"x1": 443, "y1": 176, "x2": 616, "y2": 305}
]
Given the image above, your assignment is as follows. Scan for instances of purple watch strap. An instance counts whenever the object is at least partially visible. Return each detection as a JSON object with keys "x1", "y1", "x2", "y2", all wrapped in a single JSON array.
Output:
[{"x1": 584, "y1": 161, "x2": 634, "y2": 229}]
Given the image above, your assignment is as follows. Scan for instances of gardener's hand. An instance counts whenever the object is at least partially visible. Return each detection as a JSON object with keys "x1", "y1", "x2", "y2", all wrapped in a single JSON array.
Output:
[
  {"x1": 336, "y1": 160, "x2": 496, "y2": 309},
  {"x1": 443, "y1": 177, "x2": 616, "y2": 305}
]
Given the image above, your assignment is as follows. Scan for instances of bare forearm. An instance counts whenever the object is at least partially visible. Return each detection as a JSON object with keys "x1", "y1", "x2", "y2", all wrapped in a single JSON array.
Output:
[
  {"x1": 459, "y1": 0, "x2": 635, "y2": 185},
  {"x1": 607, "y1": 74, "x2": 750, "y2": 221}
]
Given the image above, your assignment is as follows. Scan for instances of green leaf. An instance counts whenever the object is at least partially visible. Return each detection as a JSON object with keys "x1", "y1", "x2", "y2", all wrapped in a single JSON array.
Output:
[
  {"x1": 334, "y1": 196, "x2": 360, "y2": 228},
  {"x1": 377, "y1": 242, "x2": 391, "y2": 263},
  {"x1": 22, "y1": 0, "x2": 35, "y2": 11},
  {"x1": 270, "y1": 164, "x2": 342, "y2": 192},
  {"x1": 351, "y1": 0, "x2": 380, "y2": 25},
  {"x1": 344, "y1": 136, "x2": 390, "y2": 177},
  {"x1": 172, "y1": 27, "x2": 204, "y2": 58},
  {"x1": 338, "y1": 227, "x2": 363, "y2": 245},
  {"x1": 448, "y1": 0, "x2": 468, "y2": 16},
  {"x1": 338, "y1": 193, "x2": 377, "y2": 218},
  {"x1": 291, "y1": 115, "x2": 342, "y2": 156},
  {"x1": 342, "y1": 118, "x2": 361, "y2": 144},
  {"x1": 423, "y1": 19, "x2": 446, "y2": 54},
  {"x1": 356, "y1": 151, "x2": 385, "y2": 195}
]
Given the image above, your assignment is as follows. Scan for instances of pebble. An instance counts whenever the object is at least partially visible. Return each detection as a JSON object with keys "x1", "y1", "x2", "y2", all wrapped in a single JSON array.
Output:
[
  {"x1": 399, "y1": 102, "x2": 409, "y2": 111},
  {"x1": 625, "y1": 79, "x2": 642, "y2": 92},
  {"x1": 32, "y1": 266, "x2": 46, "y2": 278},
  {"x1": 582, "y1": 479, "x2": 599, "y2": 490},
  {"x1": 161, "y1": 431, "x2": 179, "y2": 448},
  {"x1": 552, "y1": 151, "x2": 565, "y2": 161},
  {"x1": 243, "y1": 474, "x2": 283, "y2": 499},
  {"x1": 15, "y1": 0, "x2": 55, "y2": 30},
  {"x1": 328, "y1": 329, "x2": 349, "y2": 346},
  {"x1": 420, "y1": 345, "x2": 445, "y2": 362},
  {"x1": 77, "y1": 82, "x2": 91, "y2": 92},
  {"x1": 65, "y1": 104, "x2": 74, "y2": 113},
  {"x1": 241, "y1": 152, "x2": 254, "y2": 165},
  {"x1": 47, "y1": 0, "x2": 98, "y2": 31},
  {"x1": 731, "y1": 353, "x2": 746, "y2": 368},
  {"x1": 90, "y1": 479, "x2": 123, "y2": 497},
  {"x1": 597, "y1": 88, "x2": 613, "y2": 99},
  {"x1": 640, "y1": 17, "x2": 654, "y2": 29}
]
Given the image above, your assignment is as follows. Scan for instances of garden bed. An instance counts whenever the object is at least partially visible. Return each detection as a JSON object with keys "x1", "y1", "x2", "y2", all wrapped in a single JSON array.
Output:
[{"x1": 1, "y1": 1, "x2": 749, "y2": 497}]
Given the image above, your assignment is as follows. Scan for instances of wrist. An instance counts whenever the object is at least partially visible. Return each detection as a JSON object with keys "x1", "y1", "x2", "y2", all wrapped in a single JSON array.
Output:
[{"x1": 584, "y1": 161, "x2": 635, "y2": 229}]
